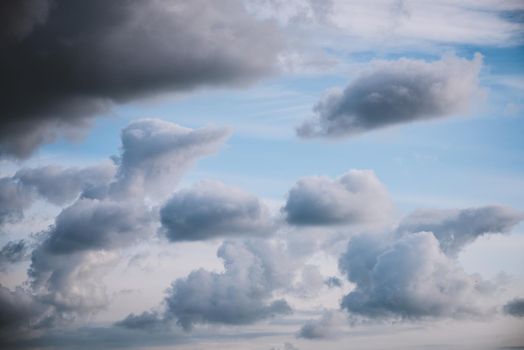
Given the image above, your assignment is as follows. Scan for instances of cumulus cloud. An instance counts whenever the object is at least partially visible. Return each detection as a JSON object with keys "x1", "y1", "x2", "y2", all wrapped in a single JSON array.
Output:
[
  {"x1": 297, "y1": 54, "x2": 482, "y2": 138},
  {"x1": 339, "y1": 232, "x2": 497, "y2": 320},
  {"x1": 119, "y1": 240, "x2": 295, "y2": 331},
  {"x1": 283, "y1": 170, "x2": 393, "y2": 226},
  {"x1": 160, "y1": 180, "x2": 273, "y2": 242},
  {"x1": 110, "y1": 119, "x2": 230, "y2": 199},
  {"x1": 0, "y1": 0, "x2": 282, "y2": 158},
  {"x1": 398, "y1": 205, "x2": 524, "y2": 257},
  {"x1": 503, "y1": 298, "x2": 524, "y2": 317}
]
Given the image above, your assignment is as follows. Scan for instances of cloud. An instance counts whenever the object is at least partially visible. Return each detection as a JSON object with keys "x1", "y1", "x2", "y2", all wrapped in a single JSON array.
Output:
[
  {"x1": 503, "y1": 298, "x2": 524, "y2": 317},
  {"x1": 119, "y1": 240, "x2": 295, "y2": 331},
  {"x1": 283, "y1": 170, "x2": 393, "y2": 226},
  {"x1": 0, "y1": 163, "x2": 115, "y2": 226},
  {"x1": 398, "y1": 205, "x2": 524, "y2": 257},
  {"x1": 0, "y1": 240, "x2": 30, "y2": 270},
  {"x1": 0, "y1": 285, "x2": 51, "y2": 338},
  {"x1": 160, "y1": 180, "x2": 273, "y2": 242},
  {"x1": 339, "y1": 231, "x2": 497, "y2": 320},
  {"x1": 298, "y1": 310, "x2": 340, "y2": 340},
  {"x1": 297, "y1": 54, "x2": 482, "y2": 138},
  {"x1": 14, "y1": 163, "x2": 116, "y2": 206},
  {"x1": 36, "y1": 199, "x2": 153, "y2": 255},
  {"x1": 325, "y1": 276, "x2": 342, "y2": 288},
  {"x1": 110, "y1": 119, "x2": 230, "y2": 199},
  {"x1": 0, "y1": 0, "x2": 282, "y2": 158},
  {"x1": 0, "y1": 177, "x2": 32, "y2": 225}
]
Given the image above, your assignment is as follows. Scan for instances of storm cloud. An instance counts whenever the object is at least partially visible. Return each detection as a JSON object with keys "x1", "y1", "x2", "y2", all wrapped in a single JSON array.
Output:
[
  {"x1": 0, "y1": 0, "x2": 282, "y2": 158},
  {"x1": 283, "y1": 170, "x2": 393, "y2": 226},
  {"x1": 398, "y1": 205, "x2": 524, "y2": 257},
  {"x1": 160, "y1": 180, "x2": 273, "y2": 242},
  {"x1": 297, "y1": 54, "x2": 482, "y2": 138}
]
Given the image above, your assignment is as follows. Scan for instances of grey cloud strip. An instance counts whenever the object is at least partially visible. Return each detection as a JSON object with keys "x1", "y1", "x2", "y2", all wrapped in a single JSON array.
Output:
[
  {"x1": 0, "y1": 0, "x2": 282, "y2": 158},
  {"x1": 118, "y1": 240, "x2": 294, "y2": 331},
  {"x1": 160, "y1": 180, "x2": 274, "y2": 242},
  {"x1": 398, "y1": 205, "x2": 524, "y2": 257},
  {"x1": 297, "y1": 54, "x2": 482, "y2": 138},
  {"x1": 283, "y1": 170, "x2": 393, "y2": 226}
]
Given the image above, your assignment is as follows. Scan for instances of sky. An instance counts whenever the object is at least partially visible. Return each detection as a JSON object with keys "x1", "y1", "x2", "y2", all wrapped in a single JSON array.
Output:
[{"x1": 0, "y1": 1, "x2": 524, "y2": 349}]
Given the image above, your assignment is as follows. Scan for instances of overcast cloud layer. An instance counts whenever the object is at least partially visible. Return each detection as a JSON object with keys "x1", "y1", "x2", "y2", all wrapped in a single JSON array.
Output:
[
  {"x1": 297, "y1": 54, "x2": 483, "y2": 138},
  {"x1": 0, "y1": 0, "x2": 281, "y2": 158}
]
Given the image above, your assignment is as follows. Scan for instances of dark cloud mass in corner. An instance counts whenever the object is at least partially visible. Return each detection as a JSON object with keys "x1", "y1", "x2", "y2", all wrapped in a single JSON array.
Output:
[
  {"x1": 0, "y1": 0, "x2": 282, "y2": 158},
  {"x1": 297, "y1": 54, "x2": 482, "y2": 138},
  {"x1": 160, "y1": 180, "x2": 273, "y2": 242},
  {"x1": 398, "y1": 205, "x2": 524, "y2": 257}
]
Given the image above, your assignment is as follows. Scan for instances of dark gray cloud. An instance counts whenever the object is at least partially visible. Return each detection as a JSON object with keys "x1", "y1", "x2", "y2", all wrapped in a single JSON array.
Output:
[
  {"x1": 0, "y1": 240, "x2": 30, "y2": 270},
  {"x1": 398, "y1": 205, "x2": 524, "y2": 257},
  {"x1": 0, "y1": 0, "x2": 51, "y2": 43},
  {"x1": 119, "y1": 240, "x2": 294, "y2": 331},
  {"x1": 283, "y1": 170, "x2": 393, "y2": 226},
  {"x1": 0, "y1": 0, "x2": 282, "y2": 158},
  {"x1": 297, "y1": 54, "x2": 482, "y2": 138},
  {"x1": 503, "y1": 298, "x2": 524, "y2": 317},
  {"x1": 339, "y1": 232, "x2": 496, "y2": 320},
  {"x1": 0, "y1": 285, "x2": 52, "y2": 340},
  {"x1": 160, "y1": 180, "x2": 273, "y2": 242},
  {"x1": 110, "y1": 119, "x2": 230, "y2": 199}
]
